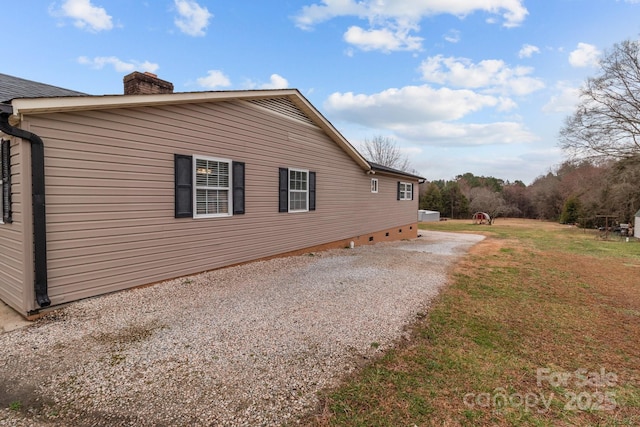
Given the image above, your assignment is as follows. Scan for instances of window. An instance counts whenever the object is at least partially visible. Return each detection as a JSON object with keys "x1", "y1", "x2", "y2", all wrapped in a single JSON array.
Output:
[
  {"x1": 279, "y1": 168, "x2": 316, "y2": 213},
  {"x1": 289, "y1": 169, "x2": 308, "y2": 212},
  {"x1": 398, "y1": 181, "x2": 413, "y2": 201},
  {"x1": 371, "y1": 178, "x2": 378, "y2": 193},
  {"x1": 194, "y1": 156, "x2": 232, "y2": 217},
  {"x1": 1, "y1": 139, "x2": 11, "y2": 224},
  {"x1": 174, "y1": 154, "x2": 245, "y2": 219}
]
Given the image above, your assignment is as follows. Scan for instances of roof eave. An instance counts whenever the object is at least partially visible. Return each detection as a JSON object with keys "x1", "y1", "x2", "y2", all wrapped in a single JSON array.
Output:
[
  {"x1": 10, "y1": 89, "x2": 301, "y2": 115},
  {"x1": 370, "y1": 163, "x2": 426, "y2": 182},
  {"x1": 10, "y1": 88, "x2": 372, "y2": 172}
]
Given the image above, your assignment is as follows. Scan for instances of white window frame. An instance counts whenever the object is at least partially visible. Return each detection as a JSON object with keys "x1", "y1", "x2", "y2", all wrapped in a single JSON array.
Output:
[
  {"x1": 399, "y1": 182, "x2": 412, "y2": 200},
  {"x1": 371, "y1": 178, "x2": 378, "y2": 193},
  {"x1": 193, "y1": 155, "x2": 233, "y2": 218},
  {"x1": 288, "y1": 168, "x2": 309, "y2": 213}
]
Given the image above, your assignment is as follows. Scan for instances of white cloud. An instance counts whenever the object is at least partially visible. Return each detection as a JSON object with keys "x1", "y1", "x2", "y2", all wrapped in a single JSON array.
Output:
[
  {"x1": 294, "y1": 0, "x2": 366, "y2": 30},
  {"x1": 294, "y1": 0, "x2": 528, "y2": 30},
  {"x1": 293, "y1": 0, "x2": 527, "y2": 52},
  {"x1": 344, "y1": 25, "x2": 423, "y2": 52},
  {"x1": 419, "y1": 55, "x2": 545, "y2": 96},
  {"x1": 174, "y1": 0, "x2": 213, "y2": 37},
  {"x1": 259, "y1": 74, "x2": 289, "y2": 89},
  {"x1": 569, "y1": 43, "x2": 601, "y2": 67},
  {"x1": 518, "y1": 44, "x2": 540, "y2": 58},
  {"x1": 324, "y1": 85, "x2": 500, "y2": 126},
  {"x1": 443, "y1": 29, "x2": 461, "y2": 43},
  {"x1": 78, "y1": 56, "x2": 159, "y2": 73},
  {"x1": 54, "y1": 0, "x2": 113, "y2": 32},
  {"x1": 196, "y1": 70, "x2": 231, "y2": 88},
  {"x1": 324, "y1": 84, "x2": 538, "y2": 147},
  {"x1": 244, "y1": 74, "x2": 290, "y2": 89},
  {"x1": 394, "y1": 121, "x2": 537, "y2": 146},
  {"x1": 542, "y1": 81, "x2": 581, "y2": 113}
]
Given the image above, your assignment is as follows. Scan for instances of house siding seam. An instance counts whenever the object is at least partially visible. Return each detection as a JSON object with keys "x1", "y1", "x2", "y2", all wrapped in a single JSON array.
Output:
[{"x1": 13, "y1": 99, "x2": 419, "y2": 312}]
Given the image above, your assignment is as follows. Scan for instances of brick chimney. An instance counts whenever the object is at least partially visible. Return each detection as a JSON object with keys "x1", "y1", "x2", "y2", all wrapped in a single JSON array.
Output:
[{"x1": 123, "y1": 71, "x2": 174, "y2": 95}]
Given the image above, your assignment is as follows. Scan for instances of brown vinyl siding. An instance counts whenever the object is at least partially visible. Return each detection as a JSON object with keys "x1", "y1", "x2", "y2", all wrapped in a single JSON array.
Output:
[
  {"x1": 21, "y1": 99, "x2": 418, "y2": 307},
  {"x1": 0, "y1": 138, "x2": 31, "y2": 312}
]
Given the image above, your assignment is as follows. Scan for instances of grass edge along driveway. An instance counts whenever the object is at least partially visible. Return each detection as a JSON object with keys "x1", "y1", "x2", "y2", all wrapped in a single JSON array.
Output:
[{"x1": 309, "y1": 219, "x2": 640, "y2": 427}]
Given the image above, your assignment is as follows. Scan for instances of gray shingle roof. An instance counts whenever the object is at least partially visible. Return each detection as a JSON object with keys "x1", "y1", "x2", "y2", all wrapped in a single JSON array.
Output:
[
  {"x1": 369, "y1": 162, "x2": 425, "y2": 180},
  {"x1": 0, "y1": 73, "x2": 86, "y2": 102}
]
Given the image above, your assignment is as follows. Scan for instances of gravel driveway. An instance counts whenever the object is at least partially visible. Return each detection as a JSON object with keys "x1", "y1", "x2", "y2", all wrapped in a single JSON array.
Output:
[{"x1": 0, "y1": 231, "x2": 483, "y2": 426}]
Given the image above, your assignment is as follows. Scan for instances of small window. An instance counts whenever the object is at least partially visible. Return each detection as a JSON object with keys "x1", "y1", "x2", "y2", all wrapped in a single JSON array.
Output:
[
  {"x1": 371, "y1": 178, "x2": 378, "y2": 193},
  {"x1": 194, "y1": 156, "x2": 232, "y2": 218},
  {"x1": 289, "y1": 168, "x2": 309, "y2": 212},
  {"x1": 398, "y1": 182, "x2": 413, "y2": 200}
]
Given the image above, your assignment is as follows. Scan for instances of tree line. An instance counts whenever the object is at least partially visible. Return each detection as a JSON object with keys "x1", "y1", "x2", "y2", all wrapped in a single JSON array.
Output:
[{"x1": 419, "y1": 159, "x2": 639, "y2": 226}]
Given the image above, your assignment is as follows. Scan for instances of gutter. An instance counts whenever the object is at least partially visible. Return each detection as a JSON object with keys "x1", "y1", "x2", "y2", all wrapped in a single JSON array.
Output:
[
  {"x1": 0, "y1": 105, "x2": 51, "y2": 308},
  {"x1": 369, "y1": 162, "x2": 426, "y2": 183}
]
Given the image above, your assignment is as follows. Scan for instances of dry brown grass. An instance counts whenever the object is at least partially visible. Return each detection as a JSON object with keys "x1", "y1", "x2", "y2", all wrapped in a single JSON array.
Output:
[{"x1": 307, "y1": 219, "x2": 640, "y2": 426}]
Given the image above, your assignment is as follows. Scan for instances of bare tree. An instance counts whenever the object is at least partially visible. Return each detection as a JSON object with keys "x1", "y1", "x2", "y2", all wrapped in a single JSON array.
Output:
[
  {"x1": 468, "y1": 187, "x2": 511, "y2": 224},
  {"x1": 560, "y1": 39, "x2": 640, "y2": 159},
  {"x1": 602, "y1": 155, "x2": 640, "y2": 222},
  {"x1": 361, "y1": 135, "x2": 412, "y2": 172}
]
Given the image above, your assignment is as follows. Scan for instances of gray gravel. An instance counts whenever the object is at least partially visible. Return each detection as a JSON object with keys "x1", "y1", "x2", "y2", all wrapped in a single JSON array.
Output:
[{"x1": 0, "y1": 231, "x2": 483, "y2": 426}]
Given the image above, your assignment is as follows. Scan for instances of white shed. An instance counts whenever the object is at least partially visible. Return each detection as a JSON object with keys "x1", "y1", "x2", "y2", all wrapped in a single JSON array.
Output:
[
  {"x1": 418, "y1": 210, "x2": 440, "y2": 222},
  {"x1": 635, "y1": 209, "x2": 640, "y2": 238}
]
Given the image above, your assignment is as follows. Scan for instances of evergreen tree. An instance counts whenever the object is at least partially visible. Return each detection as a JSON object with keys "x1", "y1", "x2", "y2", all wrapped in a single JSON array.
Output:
[
  {"x1": 559, "y1": 196, "x2": 582, "y2": 224},
  {"x1": 420, "y1": 182, "x2": 443, "y2": 211},
  {"x1": 441, "y1": 181, "x2": 469, "y2": 219}
]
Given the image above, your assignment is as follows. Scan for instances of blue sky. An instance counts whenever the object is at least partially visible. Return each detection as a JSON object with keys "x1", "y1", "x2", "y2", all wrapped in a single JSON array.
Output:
[{"x1": 4, "y1": 1, "x2": 640, "y2": 184}]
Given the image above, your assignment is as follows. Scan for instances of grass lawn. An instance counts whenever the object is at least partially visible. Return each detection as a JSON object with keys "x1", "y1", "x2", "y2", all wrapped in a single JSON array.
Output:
[{"x1": 309, "y1": 218, "x2": 640, "y2": 426}]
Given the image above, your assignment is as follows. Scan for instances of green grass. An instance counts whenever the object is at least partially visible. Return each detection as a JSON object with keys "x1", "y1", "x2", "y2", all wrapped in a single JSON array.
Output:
[
  {"x1": 420, "y1": 219, "x2": 640, "y2": 259},
  {"x1": 311, "y1": 219, "x2": 640, "y2": 426}
]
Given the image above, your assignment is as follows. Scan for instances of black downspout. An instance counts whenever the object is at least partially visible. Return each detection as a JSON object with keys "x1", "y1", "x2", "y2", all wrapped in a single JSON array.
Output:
[{"x1": 0, "y1": 110, "x2": 51, "y2": 308}]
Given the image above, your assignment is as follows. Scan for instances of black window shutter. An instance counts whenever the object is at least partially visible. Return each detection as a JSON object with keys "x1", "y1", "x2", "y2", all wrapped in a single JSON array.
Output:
[
  {"x1": 174, "y1": 154, "x2": 193, "y2": 218},
  {"x1": 279, "y1": 168, "x2": 288, "y2": 212},
  {"x1": 309, "y1": 171, "x2": 316, "y2": 211},
  {"x1": 1, "y1": 140, "x2": 12, "y2": 224},
  {"x1": 232, "y1": 161, "x2": 245, "y2": 215},
  {"x1": 411, "y1": 183, "x2": 414, "y2": 200},
  {"x1": 397, "y1": 181, "x2": 401, "y2": 201}
]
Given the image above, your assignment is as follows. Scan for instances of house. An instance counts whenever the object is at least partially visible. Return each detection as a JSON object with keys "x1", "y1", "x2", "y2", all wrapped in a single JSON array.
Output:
[{"x1": 0, "y1": 72, "x2": 424, "y2": 318}]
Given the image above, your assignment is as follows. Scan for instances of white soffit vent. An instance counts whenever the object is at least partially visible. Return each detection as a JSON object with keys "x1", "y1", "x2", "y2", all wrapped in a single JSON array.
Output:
[{"x1": 248, "y1": 98, "x2": 317, "y2": 127}]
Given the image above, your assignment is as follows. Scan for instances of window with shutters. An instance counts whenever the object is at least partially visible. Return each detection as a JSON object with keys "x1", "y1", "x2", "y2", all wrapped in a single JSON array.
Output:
[
  {"x1": 399, "y1": 182, "x2": 412, "y2": 200},
  {"x1": 175, "y1": 154, "x2": 244, "y2": 219},
  {"x1": 278, "y1": 168, "x2": 315, "y2": 213},
  {"x1": 288, "y1": 168, "x2": 308, "y2": 212},
  {"x1": 194, "y1": 156, "x2": 232, "y2": 218}
]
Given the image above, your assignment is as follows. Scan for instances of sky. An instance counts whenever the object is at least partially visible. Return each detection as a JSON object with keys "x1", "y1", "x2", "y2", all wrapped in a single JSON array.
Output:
[{"x1": 3, "y1": 1, "x2": 640, "y2": 184}]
